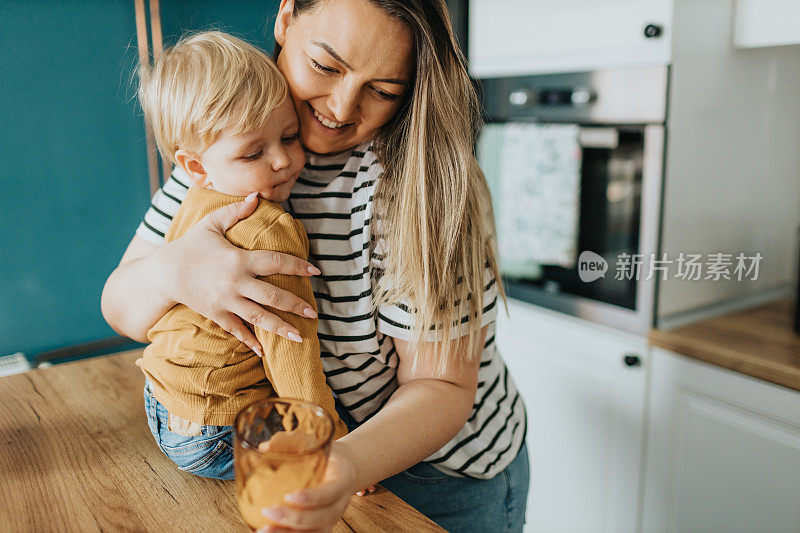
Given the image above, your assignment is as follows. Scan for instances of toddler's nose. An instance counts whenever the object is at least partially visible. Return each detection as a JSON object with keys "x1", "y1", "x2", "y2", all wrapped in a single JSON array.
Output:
[{"x1": 270, "y1": 147, "x2": 291, "y2": 172}]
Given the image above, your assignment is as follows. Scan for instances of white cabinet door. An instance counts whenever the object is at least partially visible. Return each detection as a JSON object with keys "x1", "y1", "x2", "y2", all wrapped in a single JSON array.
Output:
[
  {"x1": 469, "y1": 0, "x2": 673, "y2": 77},
  {"x1": 497, "y1": 298, "x2": 648, "y2": 533},
  {"x1": 734, "y1": 0, "x2": 800, "y2": 48},
  {"x1": 642, "y1": 348, "x2": 800, "y2": 533}
]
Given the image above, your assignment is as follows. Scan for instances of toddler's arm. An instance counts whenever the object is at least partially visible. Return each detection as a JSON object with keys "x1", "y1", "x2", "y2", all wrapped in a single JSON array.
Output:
[{"x1": 250, "y1": 214, "x2": 348, "y2": 439}]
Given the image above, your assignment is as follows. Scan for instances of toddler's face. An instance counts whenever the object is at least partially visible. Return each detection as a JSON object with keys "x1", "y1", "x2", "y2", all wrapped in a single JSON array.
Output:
[{"x1": 196, "y1": 99, "x2": 305, "y2": 202}]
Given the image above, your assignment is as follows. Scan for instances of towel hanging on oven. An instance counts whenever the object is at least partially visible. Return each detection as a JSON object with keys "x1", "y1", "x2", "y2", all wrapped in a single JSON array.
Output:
[{"x1": 493, "y1": 122, "x2": 582, "y2": 270}]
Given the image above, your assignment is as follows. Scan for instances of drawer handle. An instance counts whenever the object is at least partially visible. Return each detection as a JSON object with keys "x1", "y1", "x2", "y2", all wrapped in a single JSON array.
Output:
[{"x1": 623, "y1": 354, "x2": 642, "y2": 367}]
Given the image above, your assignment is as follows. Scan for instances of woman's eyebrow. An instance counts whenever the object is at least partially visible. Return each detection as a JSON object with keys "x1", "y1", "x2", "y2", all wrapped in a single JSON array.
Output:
[
  {"x1": 311, "y1": 40, "x2": 352, "y2": 69},
  {"x1": 311, "y1": 40, "x2": 408, "y2": 86},
  {"x1": 372, "y1": 77, "x2": 407, "y2": 86}
]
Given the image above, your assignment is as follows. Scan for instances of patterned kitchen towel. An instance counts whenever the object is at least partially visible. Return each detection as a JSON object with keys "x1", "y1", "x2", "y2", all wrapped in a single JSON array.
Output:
[
  {"x1": 496, "y1": 122, "x2": 582, "y2": 269},
  {"x1": 478, "y1": 124, "x2": 542, "y2": 279}
]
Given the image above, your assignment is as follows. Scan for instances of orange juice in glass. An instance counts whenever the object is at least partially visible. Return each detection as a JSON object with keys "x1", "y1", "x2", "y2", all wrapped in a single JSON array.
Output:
[{"x1": 234, "y1": 398, "x2": 334, "y2": 530}]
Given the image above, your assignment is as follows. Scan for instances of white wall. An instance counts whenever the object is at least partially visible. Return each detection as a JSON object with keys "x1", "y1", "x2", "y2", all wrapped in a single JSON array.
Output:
[{"x1": 657, "y1": 0, "x2": 800, "y2": 322}]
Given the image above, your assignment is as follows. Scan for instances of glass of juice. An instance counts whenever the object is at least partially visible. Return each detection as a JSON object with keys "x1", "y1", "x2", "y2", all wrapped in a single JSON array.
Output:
[{"x1": 234, "y1": 398, "x2": 334, "y2": 530}]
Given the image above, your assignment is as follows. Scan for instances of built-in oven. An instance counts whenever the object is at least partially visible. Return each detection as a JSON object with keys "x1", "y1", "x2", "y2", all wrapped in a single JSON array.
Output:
[{"x1": 477, "y1": 67, "x2": 668, "y2": 335}]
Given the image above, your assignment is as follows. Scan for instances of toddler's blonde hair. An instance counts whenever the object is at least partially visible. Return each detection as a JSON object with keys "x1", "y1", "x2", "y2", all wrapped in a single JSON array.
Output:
[{"x1": 138, "y1": 31, "x2": 288, "y2": 164}]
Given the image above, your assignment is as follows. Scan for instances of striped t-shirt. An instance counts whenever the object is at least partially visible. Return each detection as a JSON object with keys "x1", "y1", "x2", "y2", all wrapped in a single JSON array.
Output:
[{"x1": 135, "y1": 141, "x2": 526, "y2": 479}]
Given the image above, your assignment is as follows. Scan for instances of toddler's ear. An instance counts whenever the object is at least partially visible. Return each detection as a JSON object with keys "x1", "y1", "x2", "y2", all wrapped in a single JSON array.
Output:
[{"x1": 175, "y1": 149, "x2": 211, "y2": 188}]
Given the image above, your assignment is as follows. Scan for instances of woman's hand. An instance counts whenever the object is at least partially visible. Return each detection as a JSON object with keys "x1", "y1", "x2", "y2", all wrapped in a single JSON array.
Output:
[
  {"x1": 154, "y1": 193, "x2": 320, "y2": 355},
  {"x1": 257, "y1": 443, "x2": 358, "y2": 533},
  {"x1": 355, "y1": 485, "x2": 376, "y2": 497}
]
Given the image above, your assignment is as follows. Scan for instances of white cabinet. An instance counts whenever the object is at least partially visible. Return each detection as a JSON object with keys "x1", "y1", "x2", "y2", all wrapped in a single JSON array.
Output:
[
  {"x1": 734, "y1": 0, "x2": 800, "y2": 48},
  {"x1": 469, "y1": 0, "x2": 673, "y2": 77},
  {"x1": 642, "y1": 348, "x2": 800, "y2": 532},
  {"x1": 498, "y1": 299, "x2": 800, "y2": 533},
  {"x1": 497, "y1": 298, "x2": 648, "y2": 533}
]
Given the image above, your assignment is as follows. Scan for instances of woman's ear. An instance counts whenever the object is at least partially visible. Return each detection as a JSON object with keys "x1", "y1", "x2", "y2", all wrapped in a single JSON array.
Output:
[
  {"x1": 274, "y1": 0, "x2": 294, "y2": 47},
  {"x1": 175, "y1": 149, "x2": 212, "y2": 189}
]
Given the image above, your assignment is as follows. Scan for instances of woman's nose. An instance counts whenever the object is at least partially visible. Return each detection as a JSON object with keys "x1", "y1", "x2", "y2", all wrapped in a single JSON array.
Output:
[{"x1": 328, "y1": 81, "x2": 359, "y2": 122}]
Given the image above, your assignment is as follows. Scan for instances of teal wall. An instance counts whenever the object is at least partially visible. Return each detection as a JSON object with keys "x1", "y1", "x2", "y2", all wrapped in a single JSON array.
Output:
[
  {"x1": 0, "y1": 1, "x2": 279, "y2": 358},
  {"x1": 160, "y1": 0, "x2": 280, "y2": 50}
]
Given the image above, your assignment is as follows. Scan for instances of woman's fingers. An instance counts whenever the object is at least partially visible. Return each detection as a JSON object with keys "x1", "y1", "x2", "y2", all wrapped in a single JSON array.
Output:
[
  {"x1": 244, "y1": 249, "x2": 321, "y2": 278},
  {"x1": 261, "y1": 449, "x2": 357, "y2": 530},
  {"x1": 229, "y1": 299, "x2": 304, "y2": 343},
  {"x1": 201, "y1": 192, "x2": 259, "y2": 233},
  {"x1": 355, "y1": 485, "x2": 376, "y2": 496},
  {"x1": 261, "y1": 503, "x2": 344, "y2": 532},
  {"x1": 256, "y1": 527, "x2": 326, "y2": 533},
  {"x1": 213, "y1": 312, "x2": 264, "y2": 357},
  {"x1": 238, "y1": 277, "x2": 317, "y2": 320},
  {"x1": 284, "y1": 477, "x2": 347, "y2": 509}
]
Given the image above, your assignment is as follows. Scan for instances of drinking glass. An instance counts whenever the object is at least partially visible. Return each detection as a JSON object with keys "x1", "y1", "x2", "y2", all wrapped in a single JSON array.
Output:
[{"x1": 234, "y1": 398, "x2": 334, "y2": 529}]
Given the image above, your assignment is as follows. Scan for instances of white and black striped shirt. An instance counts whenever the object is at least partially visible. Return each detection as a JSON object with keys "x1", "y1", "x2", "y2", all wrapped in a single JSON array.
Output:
[{"x1": 135, "y1": 141, "x2": 526, "y2": 479}]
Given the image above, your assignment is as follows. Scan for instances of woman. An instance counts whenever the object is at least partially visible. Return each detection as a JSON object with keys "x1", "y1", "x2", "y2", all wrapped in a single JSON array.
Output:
[{"x1": 102, "y1": 0, "x2": 529, "y2": 531}]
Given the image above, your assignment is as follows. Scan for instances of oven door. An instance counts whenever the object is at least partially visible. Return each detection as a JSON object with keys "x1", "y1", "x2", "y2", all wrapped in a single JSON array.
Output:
[{"x1": 479, "y1": 123, "x2": 664, "y2": 335}]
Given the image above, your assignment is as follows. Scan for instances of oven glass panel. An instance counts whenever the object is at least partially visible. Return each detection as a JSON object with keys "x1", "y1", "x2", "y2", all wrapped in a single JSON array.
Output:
[{"x1": 479, "y1": 125, "x2": 644, "y2": 310}]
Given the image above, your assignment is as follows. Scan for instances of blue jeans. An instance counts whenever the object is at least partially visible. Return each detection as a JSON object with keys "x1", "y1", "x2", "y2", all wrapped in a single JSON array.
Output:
[
  {"x1": 336, "y1": 403, "x2": 530, "y2": 532},
  {"x1": 143, "y1": 380, "x2": 235, "y2": 480}
]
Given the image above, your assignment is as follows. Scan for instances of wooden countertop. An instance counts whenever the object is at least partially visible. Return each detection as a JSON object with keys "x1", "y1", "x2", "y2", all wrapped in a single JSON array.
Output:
[
  {"x1": 649, "y1": 298, "x2": 800, "y2": 391},
  {"x1": 0, "y1": 350, "x2": 443, "y2": 532}
]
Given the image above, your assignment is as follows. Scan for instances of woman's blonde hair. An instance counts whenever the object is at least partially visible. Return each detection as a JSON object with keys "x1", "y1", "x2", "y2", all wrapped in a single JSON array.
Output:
[
  {"x1": 293, "y1": 0, "x2": 506, "y2": 375},
  {"x1": 138, "y1": 31, "x2": 287, "y2": 163}
]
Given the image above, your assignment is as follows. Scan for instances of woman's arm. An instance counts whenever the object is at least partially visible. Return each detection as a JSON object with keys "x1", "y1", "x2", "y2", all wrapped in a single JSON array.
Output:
[
  {"x1": 101, "y1": 195, "x2": 323, "y2": 354},
  {"x1": 258, "y1": 326, "x2": 487, "y2": 532},
  {"x1": 101, "y1": 235, "x2": 173, "y2": 343},
  {"x1": 337, "y1": 329, "x2": 482, "y2": 487}
]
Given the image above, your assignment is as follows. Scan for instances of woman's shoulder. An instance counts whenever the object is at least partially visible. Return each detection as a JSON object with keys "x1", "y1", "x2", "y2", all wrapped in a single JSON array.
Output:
[{"x1": 135, "y1": 167, "x2": 191, "y2": 245}]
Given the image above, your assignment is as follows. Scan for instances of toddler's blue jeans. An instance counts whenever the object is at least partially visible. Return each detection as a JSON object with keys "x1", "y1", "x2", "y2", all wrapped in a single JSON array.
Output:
[{"x1": 143, "y1": 379, "x2": 235, "y2": 480}]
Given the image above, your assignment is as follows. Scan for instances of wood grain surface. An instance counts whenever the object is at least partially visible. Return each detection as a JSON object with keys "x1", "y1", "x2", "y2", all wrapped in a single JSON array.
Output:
[
  {"x1": 650, "y1": 298, "x2": 800, "y2": 391},
  {"x1": 0, "y1": 350, "x2": 443, "y2": 532}
]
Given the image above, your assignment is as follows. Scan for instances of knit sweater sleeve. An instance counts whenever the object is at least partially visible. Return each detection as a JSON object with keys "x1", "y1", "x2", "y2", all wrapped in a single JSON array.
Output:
[{"x1": 250, "y1": 213, "x2": 348, "y2": 440}]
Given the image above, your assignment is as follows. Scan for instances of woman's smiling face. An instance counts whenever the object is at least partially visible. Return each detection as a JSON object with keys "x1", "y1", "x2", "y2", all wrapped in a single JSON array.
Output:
[{"x1": 274, "y1": 0, "x2": 414, "y2": 155}]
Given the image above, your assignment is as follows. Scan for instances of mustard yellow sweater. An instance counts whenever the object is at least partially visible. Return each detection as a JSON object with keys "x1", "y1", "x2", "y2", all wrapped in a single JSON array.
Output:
[{"x1": 136, "y1": 187, "x2": 347, "y2": 438}]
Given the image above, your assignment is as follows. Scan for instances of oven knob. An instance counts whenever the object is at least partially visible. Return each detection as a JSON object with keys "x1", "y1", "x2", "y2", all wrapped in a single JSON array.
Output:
[
  {"x1": 644, "y1": 24, "x2": 663, "y2": 38},
  {"x1": 571, "y1": 88, "x2": 595, "y2": 105},
  {"x1": 509, "y1": 89, "x2": 534, "y2": 107}
]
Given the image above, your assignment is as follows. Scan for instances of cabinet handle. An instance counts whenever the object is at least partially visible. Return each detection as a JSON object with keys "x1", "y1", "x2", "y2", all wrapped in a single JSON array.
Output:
[
  {"x1": 623, "y1": 354, "x2": 642, "y2": 367},
  {"x1": 643, "y1": 24, "x2": 663, "y2": 39}
]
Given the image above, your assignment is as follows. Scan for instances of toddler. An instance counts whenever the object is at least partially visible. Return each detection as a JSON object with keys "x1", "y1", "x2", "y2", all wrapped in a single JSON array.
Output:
[{"x1": 134, "y1": 31, "x2": 347, "y2": 481}]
